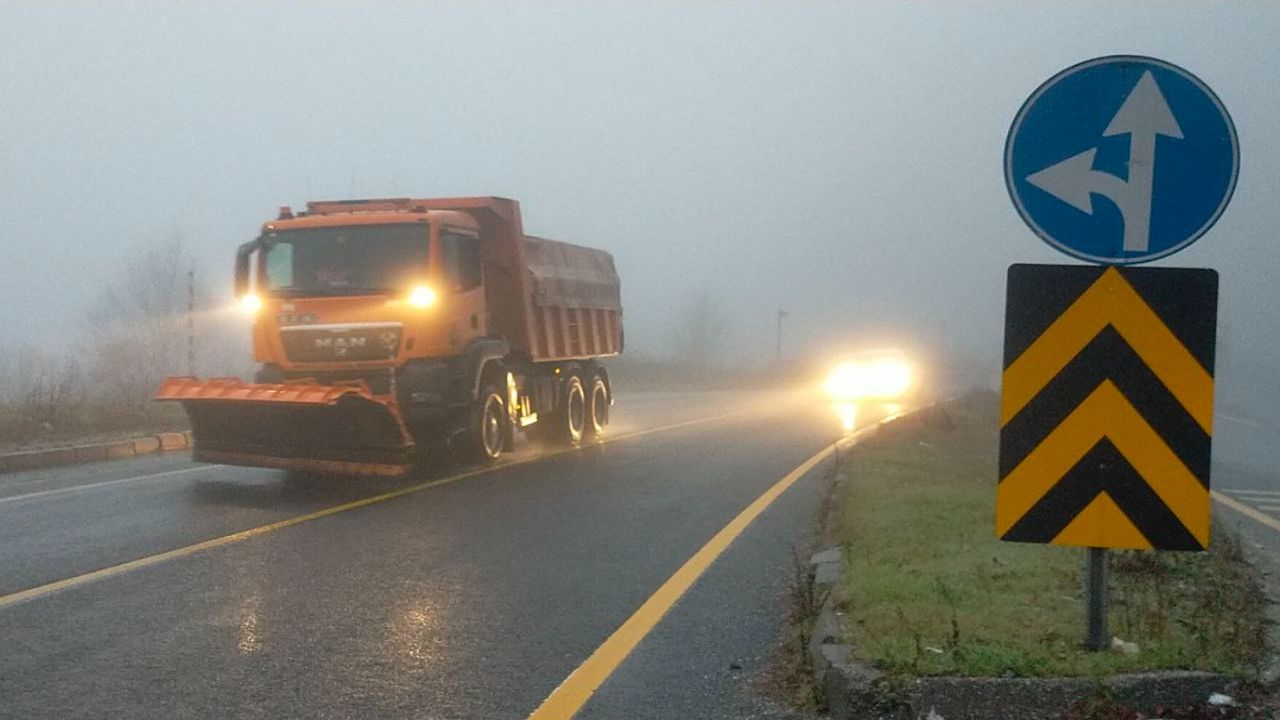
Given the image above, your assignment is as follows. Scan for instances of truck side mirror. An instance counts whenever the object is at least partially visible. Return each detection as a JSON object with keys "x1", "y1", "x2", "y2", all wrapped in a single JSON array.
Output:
[{"x1": 234, "y1": 239, "x2": 259, "y2": 297}]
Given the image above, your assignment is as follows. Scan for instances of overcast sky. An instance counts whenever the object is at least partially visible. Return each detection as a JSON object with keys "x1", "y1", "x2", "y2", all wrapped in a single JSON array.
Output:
[{"x1": 3, "y1": 2, "x2": 1279, "y2": 427}]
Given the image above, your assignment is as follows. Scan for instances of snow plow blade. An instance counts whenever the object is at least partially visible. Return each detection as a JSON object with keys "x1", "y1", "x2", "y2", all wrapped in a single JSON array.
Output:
[{"x1": 154, "y1": 377, "x2": 414, "y2": 478}]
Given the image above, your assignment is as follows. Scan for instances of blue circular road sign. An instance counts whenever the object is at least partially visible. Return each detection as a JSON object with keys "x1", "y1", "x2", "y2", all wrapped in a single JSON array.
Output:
[{"x1": 1005, "y1": 55, "x2": 1238, "y2": 265}]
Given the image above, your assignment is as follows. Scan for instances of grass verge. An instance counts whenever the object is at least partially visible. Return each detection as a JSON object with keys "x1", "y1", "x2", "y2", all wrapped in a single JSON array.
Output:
[
  {"x1": 836, "y1": 392, "x2": 1269, "y2": 679},
  {"x1": 0, "y1": 402, "x2": 190, "y2": 454}
]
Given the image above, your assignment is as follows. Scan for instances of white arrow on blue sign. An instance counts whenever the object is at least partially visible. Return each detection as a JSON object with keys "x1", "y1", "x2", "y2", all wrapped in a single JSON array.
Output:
[{"x1": 1005, "y1": 55, "x2": 1238, "y2": 265}]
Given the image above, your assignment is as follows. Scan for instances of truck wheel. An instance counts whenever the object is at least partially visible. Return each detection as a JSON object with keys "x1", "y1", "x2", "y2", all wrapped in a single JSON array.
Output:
[
  {"x1": 585, "y1": 374, "x2": 609, "y2": 439},
  {"x1": 557, "y1": 374, "x2": 587, "y2": 446},
  {"x1": 464, "y1": 384, "x2": 507, "y2": 461}
]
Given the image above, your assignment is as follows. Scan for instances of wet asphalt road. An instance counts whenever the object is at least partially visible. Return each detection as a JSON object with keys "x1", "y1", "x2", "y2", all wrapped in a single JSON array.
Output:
[
  {"x1": 1211, "y1": 414, "x2": 1280, "y2": 588},
  {"x1": 0, "y1": 390, "x2": 849, "y2": 720}
]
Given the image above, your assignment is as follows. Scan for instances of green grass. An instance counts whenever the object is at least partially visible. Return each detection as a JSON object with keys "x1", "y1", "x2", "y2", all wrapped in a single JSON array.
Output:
[{"x1": 836, "y1": 393, "x2": 1269, "y2": 679}]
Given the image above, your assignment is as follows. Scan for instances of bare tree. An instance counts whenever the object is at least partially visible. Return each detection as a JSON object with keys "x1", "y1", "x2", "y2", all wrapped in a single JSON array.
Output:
[
  {"x1": 669, "y1": 291, "x2": 729, "y2": 369},
  {"x1": 86, "y1": 237, "x2": 208, "y2": 414},
  {"x1": 0, "y1": 345, "x2": 85, "y2": 436}
]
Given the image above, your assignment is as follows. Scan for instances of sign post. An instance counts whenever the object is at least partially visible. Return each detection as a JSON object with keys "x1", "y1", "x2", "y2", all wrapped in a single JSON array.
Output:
[
  {"x1": 1001, "y1": 55, "x2": 1236, "y2": 651},
  {"x1": 1085, "y1": 547, "x2": 1109, "y2": 651}
]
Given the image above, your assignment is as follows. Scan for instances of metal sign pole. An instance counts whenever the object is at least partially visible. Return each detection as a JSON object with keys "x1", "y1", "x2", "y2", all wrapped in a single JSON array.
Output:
[
  {"x1": 1085, "y1": 546, "x2": 1109, "y2": 651},
  {"x1": 1085, "y1": 456, "x2": 1110, "y2": 652}
]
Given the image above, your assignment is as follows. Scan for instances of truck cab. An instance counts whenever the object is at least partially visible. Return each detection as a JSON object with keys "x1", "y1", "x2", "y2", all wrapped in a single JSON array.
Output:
[{"x1": 240, "y1": 205, "x2": 487, "y2": 386}]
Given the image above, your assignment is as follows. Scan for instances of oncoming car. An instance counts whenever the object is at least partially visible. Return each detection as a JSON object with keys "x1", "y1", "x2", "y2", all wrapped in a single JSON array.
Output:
[{"x1": 823, "y1": 349, "x2": 918, "y2": 431}]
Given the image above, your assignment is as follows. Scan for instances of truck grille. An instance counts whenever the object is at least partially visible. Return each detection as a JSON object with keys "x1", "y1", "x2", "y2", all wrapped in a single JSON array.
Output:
[
  {"x1": 280, "y1": 323, "x2": 402, "y2": 363},
  {"x1": 283, "y1": 370, "x2": 395, "y2": 396}
]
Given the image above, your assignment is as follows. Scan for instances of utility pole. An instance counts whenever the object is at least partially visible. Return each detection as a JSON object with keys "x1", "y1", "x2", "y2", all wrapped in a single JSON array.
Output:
[
  {"x1": 776, "y1": 309, "x2": 788, "y2": 363},
  {"x1": 187, "y1": 269, "x2": 196, "y2": 377}
]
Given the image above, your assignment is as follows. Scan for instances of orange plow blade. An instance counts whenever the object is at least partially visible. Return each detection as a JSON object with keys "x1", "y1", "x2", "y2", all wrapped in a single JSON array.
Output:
[{"x1": 155, "y1": 377, "x2": 414, "y2": 477}]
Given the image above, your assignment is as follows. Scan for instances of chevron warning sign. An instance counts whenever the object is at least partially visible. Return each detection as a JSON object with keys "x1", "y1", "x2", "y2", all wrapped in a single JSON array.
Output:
[{"x1": 997, "y1": 264, "x2": 1218, "y2": 551}]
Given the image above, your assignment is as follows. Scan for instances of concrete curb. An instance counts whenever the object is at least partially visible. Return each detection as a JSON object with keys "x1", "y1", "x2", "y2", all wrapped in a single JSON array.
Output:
[
  {"x1": 0, "y1": 430, "x2": 193, "y2": 475},
  {"x1": 805, "y1": 546, "x2": 1243, "y2": 719}
]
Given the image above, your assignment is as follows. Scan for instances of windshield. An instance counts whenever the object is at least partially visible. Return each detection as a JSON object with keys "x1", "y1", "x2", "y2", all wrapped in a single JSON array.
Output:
[{"x1": 262, "y1": 224, "x2": 429, "y2": 296}]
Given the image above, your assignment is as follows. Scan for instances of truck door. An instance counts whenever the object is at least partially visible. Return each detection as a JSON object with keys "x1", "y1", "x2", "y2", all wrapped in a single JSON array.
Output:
[{"x1": 441, "y1": 228, "x2": 487, "y2": 349}]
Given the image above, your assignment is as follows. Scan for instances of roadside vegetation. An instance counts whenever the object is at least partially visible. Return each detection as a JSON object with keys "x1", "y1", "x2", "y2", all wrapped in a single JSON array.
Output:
[
  {"x1": 0, "y1": 344, "x2": 190, "y2": 450},
  {"x1": 0, "y1": 239, "x2": 249, "y2": 450},
  {"x1": 835, "y1": 392, "x2": 1269, "y2": 679},
  {"x1": 768, "y1": 548, "x2": 835, "y2": 712}
]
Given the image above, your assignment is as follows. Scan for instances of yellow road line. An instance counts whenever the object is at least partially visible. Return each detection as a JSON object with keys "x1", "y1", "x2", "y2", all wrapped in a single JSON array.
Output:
[
  {"x1": 1213, "y1": 490, "x2": 1280, "y2": 533},
  {"x1": 0, "y1": 465, "x2": 225, "y2": 506},
  {"x1": 0, "y1": 409, "x2": 748, "y2": 612},
  {"x1": 528, "y1": 424, "x2": 878, "y2": 720}
]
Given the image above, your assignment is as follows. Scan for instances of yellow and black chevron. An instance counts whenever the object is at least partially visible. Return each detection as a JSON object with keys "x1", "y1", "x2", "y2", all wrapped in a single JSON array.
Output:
[{"x1": 996, "y1": 264, "x2": 1218, "y2": 551}]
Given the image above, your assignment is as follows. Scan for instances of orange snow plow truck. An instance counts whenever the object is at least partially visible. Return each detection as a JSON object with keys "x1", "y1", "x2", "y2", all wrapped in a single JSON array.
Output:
[{"x1": 156, "y1": 197, "x2": 622, "y2": 477}]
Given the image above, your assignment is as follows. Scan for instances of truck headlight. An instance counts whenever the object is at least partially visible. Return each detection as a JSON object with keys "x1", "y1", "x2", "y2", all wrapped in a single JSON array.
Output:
[
  {"x1": 408, "y1": 285, "x2": 437, "y2": 308},
  {"x1": 239, "y1": 293, "x2": 263, "y2": 315}
]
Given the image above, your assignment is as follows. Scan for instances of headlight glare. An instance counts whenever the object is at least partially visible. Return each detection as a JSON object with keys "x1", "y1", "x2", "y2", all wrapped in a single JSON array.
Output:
[{"x1": 408, "y1": 285, "x2": 437, "y2": 308}]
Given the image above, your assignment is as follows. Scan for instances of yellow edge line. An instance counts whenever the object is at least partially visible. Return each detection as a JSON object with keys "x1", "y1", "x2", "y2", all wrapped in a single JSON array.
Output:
[
  {"x1": 0, "y1": 409, "x2": 749, "y2": 612},
  {"x1": 1213, "y1": 490, "x2": 1280, "y2": 533},
  {"x1": 528, "y1": 419, "x2": 886, "y2": 720}
]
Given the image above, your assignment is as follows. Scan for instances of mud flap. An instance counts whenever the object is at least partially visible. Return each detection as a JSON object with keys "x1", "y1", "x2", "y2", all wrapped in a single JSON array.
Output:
[{"x1": 155, "y1": 377, "x2": 414, "y2": 477}]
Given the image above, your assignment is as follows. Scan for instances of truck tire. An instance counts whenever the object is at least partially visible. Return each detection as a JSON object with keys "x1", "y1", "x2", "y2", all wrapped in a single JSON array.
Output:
[
  {"x1": 585, "y1": 374, "x2": 609, "y2": 439},
  {"x1": 554, "y1": 374, "x2": 587, "y2": 447},
  {"x1": 462, "y1": 383, "x2": 507, "y2": 461}
]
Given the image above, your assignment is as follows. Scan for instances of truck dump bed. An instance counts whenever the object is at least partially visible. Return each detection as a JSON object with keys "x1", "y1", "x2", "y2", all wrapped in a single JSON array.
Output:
[
  {"x1": 523, "y1": 236, "x2": 622, "y2": 362},
  {"x1": 409, "y1": 197, "x2": 623, "y2": 364}
]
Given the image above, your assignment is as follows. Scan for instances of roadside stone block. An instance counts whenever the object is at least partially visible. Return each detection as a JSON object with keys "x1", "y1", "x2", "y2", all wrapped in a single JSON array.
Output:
[
  {"x1": 1107, "y1": 671, "x2": 1231, "y2": 711},
  {"x1": 814, "y1": 560, "x2": 842, "y2": 586},
  {"x1": 105, "y1": 441, "x2": 136, "y2": 460},
  {"x1": 824, "y1": 661, "x2": 886, "y2": 720},
  {"x1": 158, "y1": 432, "x2": 188, "y2": 451},
  {"x1": 0, "y1": 450, "x2": 27, "y2": 474},
  {"x1": 1, "y1": 451, "x2": 42, "y2": 472},
  {"x1": 39, "y1": 447, "x2": 81, "y2": 467},
  {"x1": 0, "y1": 429, "x2": 191, "y2": 475},
  {"x1": 906, "y1": 677, "x2": 1094, "y2": 720},
  {"x1": 811, "y1": 547, "x2": 842, "y2": 566},
  {"x1": 812, "y1": 546, "x2": 845, "y2": 587},
  {"x1": 74, "y1": 445, "x2": 109, "y2": 462}
]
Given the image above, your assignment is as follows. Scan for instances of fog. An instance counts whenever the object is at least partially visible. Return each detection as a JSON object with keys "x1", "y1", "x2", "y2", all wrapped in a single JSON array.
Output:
[{"x1": 3, "y1": 4, "x2": 1279, "y2": 462}]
